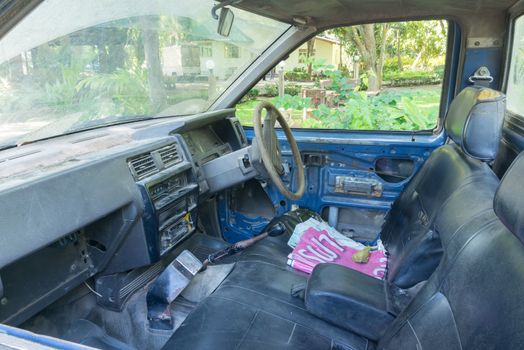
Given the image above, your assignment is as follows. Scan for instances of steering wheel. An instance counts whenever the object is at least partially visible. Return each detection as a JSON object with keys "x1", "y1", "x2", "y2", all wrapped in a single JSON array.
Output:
[{"x1": 253, "y1": 101, "x2": 305, "y2": 200}]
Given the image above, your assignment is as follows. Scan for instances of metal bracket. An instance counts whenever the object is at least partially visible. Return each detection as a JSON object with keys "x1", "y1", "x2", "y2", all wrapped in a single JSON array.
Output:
[
  {"x1": 282, "y1": 161, "x2": 291, "y2": 176},
  {"x1": 147, "y1": 250, "x2": 202, "y2": 330},
  {"x1": 211, "y1": 0, "x2": 242, "y2": 20},
  {"x1": 468, "y1": 66, "x2": 493, "y2": 86},
  {"x1": 303, "y1": 153, "x2": 325, "y2": 166},
  {"x1": 335, "y1": 176, "x2": 383, "y2": 198},
  {"x1": 466, "y1": 37, "x2": 503, "y2": 49}
]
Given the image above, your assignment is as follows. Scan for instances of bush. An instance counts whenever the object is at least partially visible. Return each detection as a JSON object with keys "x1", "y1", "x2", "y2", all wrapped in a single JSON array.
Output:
[
  {"x1": 240, "y1": 88, "x2": 259, "y2": 102},
  {"x1": 259, "y1": 83, "x2": 301, "y2": 97},
  {"x1": 383, "y1": 58, "x2": 401, "y2": 74},
  {"x1": 247, "y1": 88, "x2": 260, "y2": 99},
  {"x1": 359, "y1": 73, "x2": 368, "y2": 91},
  {"x1": 272, "y1": 94, "x2": 311, "y2": 110},
  {"x1": 262, "y1": 84, "x2": 278, "y2": 97},
  {"x1": 309, "y1": 90, "x2": 436, "y2": 131},
  {"x1": 433, "y1": 65, "x2": 445, "y2": 78},
  {"x1": 284, "y1": 84, "x2": 301, "y2": 96},
  {"x1": 383, "y1": 70, "x2": 441, "y2": 87},
  {"x1": 284, "y1": 67, "x2": 311, "y2": 82},
  {"x1": 338, "y1": 65, "x2": 351, "y2": 78},
  {"x1": 301, "y1": 65, "x2": 438, "y2": 130}
]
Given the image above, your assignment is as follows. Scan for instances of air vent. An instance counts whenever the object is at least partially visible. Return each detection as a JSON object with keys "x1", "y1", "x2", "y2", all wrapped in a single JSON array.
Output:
[
  {"x1": 128, "y1": 153, "x2": 157, "y2": 180},
  {"x1": 128, "y1": 143, "x2": 183, "y2": 180},
  {"x1": 158, "y1": 144, "x2": 182, "y2": 167}
]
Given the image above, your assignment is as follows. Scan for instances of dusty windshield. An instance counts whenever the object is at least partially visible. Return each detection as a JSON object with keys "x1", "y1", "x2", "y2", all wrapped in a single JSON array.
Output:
[{"x1": 0, "y1": 0, "x2": 288, "y2": 147}]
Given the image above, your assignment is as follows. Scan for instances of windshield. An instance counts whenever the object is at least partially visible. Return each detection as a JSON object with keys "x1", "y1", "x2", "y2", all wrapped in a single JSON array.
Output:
[{"x1": 0, "y1": 0, "x2": 289, "y2": 146}]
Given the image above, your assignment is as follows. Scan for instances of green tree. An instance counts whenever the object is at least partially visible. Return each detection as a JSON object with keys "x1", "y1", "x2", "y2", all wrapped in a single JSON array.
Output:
[
  {"x1": 402, "y1": 21, "x2": 447, "y2": 69},
  {"x1": 332, "y1": 24, "x2": 390, "y2": 91},
  {"x1": 140, "y1": 16, "x2": 167, "y2": 112},
  {"x1": 305, "y1": 38, "x2": 315, "y2": 75}
]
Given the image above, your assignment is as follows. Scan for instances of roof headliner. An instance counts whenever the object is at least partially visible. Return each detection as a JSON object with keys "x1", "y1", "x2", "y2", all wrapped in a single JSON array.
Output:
[{"x1": 230, "y1": 0, "x2": 521, "y2": 37}]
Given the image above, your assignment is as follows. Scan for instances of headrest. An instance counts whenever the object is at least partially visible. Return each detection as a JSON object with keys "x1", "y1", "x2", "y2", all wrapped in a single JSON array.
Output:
[
  {"x1": 444, "y1": 86, "x2": 505, "y2": 160},
  {"x1": 494, "y1": 152, "x2": 524, "y2": 241}
]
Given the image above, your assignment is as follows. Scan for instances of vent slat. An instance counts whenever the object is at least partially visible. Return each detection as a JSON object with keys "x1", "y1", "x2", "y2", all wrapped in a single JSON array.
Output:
[
  {"x1": 158, "y1": 144, "x2": 181, "y2": 167},
  {"x1": 128, "y1": 143, "x2": 182, "y2": 181},
  {"x1": 128, "y1": 153, "x2": 157, "y2": 180}
]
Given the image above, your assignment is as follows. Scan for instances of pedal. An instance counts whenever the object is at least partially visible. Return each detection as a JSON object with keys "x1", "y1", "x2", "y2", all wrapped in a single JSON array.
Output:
[{"x1": 146, "y1": 250, "x2": 202, "y2": 330}]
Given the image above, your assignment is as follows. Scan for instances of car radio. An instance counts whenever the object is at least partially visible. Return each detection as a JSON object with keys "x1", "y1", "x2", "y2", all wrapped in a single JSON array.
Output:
[
  {"x1": 128, "y1": 142, "x2": 199, "y2": 261},
  {"x1": 140, "y1": 166, "x2": 198, "y2": 260}
]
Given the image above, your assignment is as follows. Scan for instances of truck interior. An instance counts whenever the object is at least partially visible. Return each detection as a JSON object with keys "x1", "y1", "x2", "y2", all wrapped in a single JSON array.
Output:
[{"x1": 0, "y1": 0, "x2": 524, "y2": 349}]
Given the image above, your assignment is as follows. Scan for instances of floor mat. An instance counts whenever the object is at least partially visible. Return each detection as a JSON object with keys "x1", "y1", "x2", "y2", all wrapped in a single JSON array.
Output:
[
  {"x1": 87, "y1": 262, "x2": 235, "y2": 350},
  {"x1": 21, "y1": 233, "x2": 236, "y2": 350},
  {"x1": 65, "y1": 319, "x2": 134, "y2": 350}
]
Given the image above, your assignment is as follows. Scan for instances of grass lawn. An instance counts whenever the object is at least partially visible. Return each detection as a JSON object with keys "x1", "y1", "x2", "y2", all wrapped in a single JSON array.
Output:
[
  {"x1": 235, "y1": 98, "x2": 266, "y2": 125},
  {"x1": 236, "y1": 85, "x2": 442, "y2": 130}
]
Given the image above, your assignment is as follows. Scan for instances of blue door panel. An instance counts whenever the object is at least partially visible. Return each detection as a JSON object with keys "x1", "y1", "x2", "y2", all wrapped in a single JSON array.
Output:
[{"x1": 218, "y1": 128, "x2": 446, "y2": 242}]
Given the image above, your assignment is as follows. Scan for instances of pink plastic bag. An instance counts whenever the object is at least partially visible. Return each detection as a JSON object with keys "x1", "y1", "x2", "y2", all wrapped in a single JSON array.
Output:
[{"x1": 288, "y1": 227, "x2": 387, "y2": 279}]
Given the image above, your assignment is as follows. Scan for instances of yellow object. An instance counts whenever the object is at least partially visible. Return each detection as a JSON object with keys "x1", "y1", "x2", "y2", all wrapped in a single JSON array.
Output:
[
  {"x1": 478, "y1": 89, "x2": 501, "y2": 101},
  {"x1": 184, "y1": 213, "x2": 193, "y2": 230},
  {"x1": 352, "y1": 247, "x2": 372, "y2": 264}
]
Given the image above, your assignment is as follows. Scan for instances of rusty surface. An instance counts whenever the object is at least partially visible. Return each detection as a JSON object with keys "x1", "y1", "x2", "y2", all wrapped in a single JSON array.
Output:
[{"x1": 0, "y1": 127, "x2": 139, "y2": 184}]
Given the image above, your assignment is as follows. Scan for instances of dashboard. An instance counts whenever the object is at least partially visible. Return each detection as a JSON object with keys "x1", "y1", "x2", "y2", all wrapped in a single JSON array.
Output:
[
  {"x1": 182, "y1": 126, "x2": 232, "y2": 166},
  {"x1": 0, "y1": 108, "x2": 249, "y2": 324},
  {"x1": 124, "y1": 113, "x2": 248, "y2": 261}
]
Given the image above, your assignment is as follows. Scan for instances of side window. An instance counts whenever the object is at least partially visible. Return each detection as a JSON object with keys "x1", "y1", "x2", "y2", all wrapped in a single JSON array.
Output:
[
  {"x1": 507, "y1": 16, "x2": 524, "y2": 116},
  {"x1": 237, "y1": 20, "x2": 448, "y2": 131}
]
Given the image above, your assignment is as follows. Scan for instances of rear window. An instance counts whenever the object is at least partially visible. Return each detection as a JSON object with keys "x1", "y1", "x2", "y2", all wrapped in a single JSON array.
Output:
[{"x1": 507, "y1": 15, "x2": 524, "y2": 116}]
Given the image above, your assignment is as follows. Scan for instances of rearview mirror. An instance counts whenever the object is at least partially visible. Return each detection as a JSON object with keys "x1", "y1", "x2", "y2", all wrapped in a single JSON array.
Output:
[{"x1": 217, "y1": 8, "x2": 234, "y2": 37}]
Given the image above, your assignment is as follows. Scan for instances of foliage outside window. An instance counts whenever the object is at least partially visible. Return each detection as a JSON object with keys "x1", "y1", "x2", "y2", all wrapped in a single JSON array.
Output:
[
  {"x1": 507, "y1": 16, "x2": 524, "y2": 117},
  {"x1": 237, "y1": 20, "x2": 448, "y2": 131},
  {"x1": 0, "y1": 0, "x2": 288, "y2": 147}
]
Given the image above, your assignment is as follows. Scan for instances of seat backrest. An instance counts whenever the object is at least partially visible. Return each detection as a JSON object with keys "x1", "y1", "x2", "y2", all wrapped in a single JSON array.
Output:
[
  {"x1": 381, "y1": 86, "x2": 505, "y2": 290},
  {"x1": 379, "y1": 152, "x2": 524, "y2": 350},
  {"x1": 445, "y1": 86, "x2": 505, "y2": 160}
]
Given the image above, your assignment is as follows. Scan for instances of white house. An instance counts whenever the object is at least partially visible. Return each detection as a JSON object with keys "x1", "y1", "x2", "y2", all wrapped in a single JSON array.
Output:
[{"x1": 284, "y1": 35, "x2": 352, "y2": 72}]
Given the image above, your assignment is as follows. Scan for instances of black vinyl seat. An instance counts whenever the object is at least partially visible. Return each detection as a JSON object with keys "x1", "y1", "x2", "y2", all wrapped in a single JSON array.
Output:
[
  {"x1": 240, "y1": 86, "x2": 505, "y2": 291},
  {"x1": 378, "y1": 152, "x2": 524, "y2": 349},
  {"x1": 164, "y1": 259, "x2": 374, "y2": 349},
  {"x1": 164, "y1": 150, "x2": 524, "y2": 350},
  {"x1": 162, "y1": 87, "x2": 514, "y2": 349}
]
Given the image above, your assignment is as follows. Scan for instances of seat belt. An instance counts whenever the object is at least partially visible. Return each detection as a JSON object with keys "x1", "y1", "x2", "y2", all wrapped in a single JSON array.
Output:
[
  {"x1": 290, "y1": 283, "x2": 307, "y2": 300},
  {"x1": 468, "y1": 66, "x2": 494, "y2": 87}
]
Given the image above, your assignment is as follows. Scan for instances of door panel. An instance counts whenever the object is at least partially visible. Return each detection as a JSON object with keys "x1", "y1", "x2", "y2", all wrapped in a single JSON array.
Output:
[
  {"x1": 218, "y1": 128, "x2": 445, "y2": 243},
  {"x1": 374, "y1": 157, "x2": 415, "y2": 183}
]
